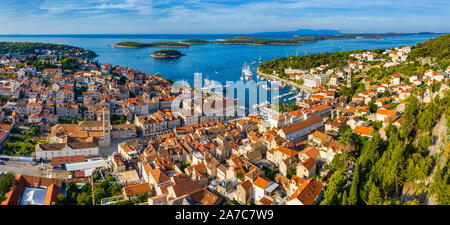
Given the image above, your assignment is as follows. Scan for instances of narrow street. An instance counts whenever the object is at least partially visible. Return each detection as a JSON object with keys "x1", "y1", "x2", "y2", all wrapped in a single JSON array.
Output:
[{"x1": 424, "y1": 114, "x2": 446, "y2": 205}]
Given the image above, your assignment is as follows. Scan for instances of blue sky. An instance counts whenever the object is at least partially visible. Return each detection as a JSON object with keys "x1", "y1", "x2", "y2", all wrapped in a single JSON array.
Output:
[{"x1": 0, "y1": 0, "x2": 449, "y2": 34}]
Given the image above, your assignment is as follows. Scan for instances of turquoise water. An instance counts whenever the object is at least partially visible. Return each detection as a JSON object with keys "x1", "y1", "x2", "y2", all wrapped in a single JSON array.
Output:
[{"x1": 0, "y1": 34, "x2": 441, "y2": 85}]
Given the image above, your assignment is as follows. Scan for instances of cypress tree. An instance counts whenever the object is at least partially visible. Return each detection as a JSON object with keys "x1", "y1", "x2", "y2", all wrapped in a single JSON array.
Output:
[{"x1": 341, "y1": 190, "x2": 348, "y2": 205}]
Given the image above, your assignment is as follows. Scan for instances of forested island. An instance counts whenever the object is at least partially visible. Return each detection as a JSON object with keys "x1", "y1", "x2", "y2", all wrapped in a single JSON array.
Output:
[
  {"x1": 111, "y1": 32, "x2": 439, "y2": 48},
  {"x1": 110, "y1": 41, "x2": 189, "y2": 48},
  {"x1": 149, "y1": 49, "x2": 184, "y2": 59},
  {"x1": 0, "y1": 41, "x2": 98, "y2": 58},
  {"x1": 180, "y1": 39, "x2": 210, "y2": 44}
]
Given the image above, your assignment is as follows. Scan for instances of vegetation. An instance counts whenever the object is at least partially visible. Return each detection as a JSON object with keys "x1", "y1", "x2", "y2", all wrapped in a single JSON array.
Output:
[
  {"x1": 93, "y1": 173, "x2": 123, "y2": 204},
  {"x1": 235, "y1": 172, "x2": 244, "y2": 181},
  {"x1": 409, "y1": 34, "x2": 450, "y2": 69},
  {"x1": 63, "y1": 172, "x2": 123, "y2": 205},
  {"x1": 1, "y1": 126, "x2": 41, "y2": 156},
  {"x1": 61, "y1": 57, "x2": 80, "y2": 72},
  {"x1": 320, "y1": 89, "x2": 450, "y2": 205},
  {"x1": 263, "y1": 167, "x2": 279, "y2": 180},
  {"x1": 430, "y1": 156, "x2": 450, "y2": 204},
  {"x1": 0, "y1": 173, "x2": 17, "y2": 202},
  {"x1": 114, "y1": 33, "x2": 434, "y2": 49},
  {"x1": 259, "y1": 48, "x2": 385, "y2": 75},
  {"x1": 111, "y1": 114, "x2": 127, "y2": 125},
  {"x1": 274, "y1": 102, "x2": 300, "y2": 113},
  {"x1": 112, "y1": 41, "x2": 189, "y2": 48},
  {"x1": 320, "y1": 170, "x2": 347, "y2": 205},
  {"x1": 0, "y1": 41, "x2": 97, "y2": 58},
  {"x1": 149, "y1": 49, "x2": 184, "y2": 59},
  {"x1": 287, "y1": 167, "x2": 296, "y2": 179},
  {"x1": 181, "y1": 39, "x2": 210, "y2": 44}
]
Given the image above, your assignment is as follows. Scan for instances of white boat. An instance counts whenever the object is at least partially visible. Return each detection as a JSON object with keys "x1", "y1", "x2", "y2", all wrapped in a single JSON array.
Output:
[
  {"x1": 242, "y1": 62, "x2": 253, "y2": 80},
  {"x1": 214, "y1": 70, "x2": 219, "y2": 74}
]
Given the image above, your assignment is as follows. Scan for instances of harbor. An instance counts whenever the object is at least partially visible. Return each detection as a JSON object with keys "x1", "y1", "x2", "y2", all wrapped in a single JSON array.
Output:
[{"x1": 255, "y1": 68, "x2": 316, "y2": 93}]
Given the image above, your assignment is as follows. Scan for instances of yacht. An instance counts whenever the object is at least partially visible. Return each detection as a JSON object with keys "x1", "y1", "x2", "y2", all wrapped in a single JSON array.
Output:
[{"x1": 242, "y1": 61, "x2": 253, "y2": 80}]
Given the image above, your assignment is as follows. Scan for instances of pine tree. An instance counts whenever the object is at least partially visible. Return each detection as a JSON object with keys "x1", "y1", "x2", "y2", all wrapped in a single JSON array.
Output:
[
  {"x1": 367, "y1": 183, "x2": 382, "y2": 205},
  {"x1": 341, "y1": 190, "x2": 348, "y2": 205},
  {"x1": 321, "y1": 170, "x2": 347, "y2": 205}
]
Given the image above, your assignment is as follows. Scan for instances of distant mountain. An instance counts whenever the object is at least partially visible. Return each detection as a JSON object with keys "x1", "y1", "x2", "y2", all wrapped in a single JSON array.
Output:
[{"x1": 250, "y1": 29, "x2": 342, "y2": 38}]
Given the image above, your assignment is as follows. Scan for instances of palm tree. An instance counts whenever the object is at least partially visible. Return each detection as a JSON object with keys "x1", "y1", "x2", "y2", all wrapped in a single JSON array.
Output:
[{"x1": 338, "y1": 130, "x2": 360, "y2": 170}]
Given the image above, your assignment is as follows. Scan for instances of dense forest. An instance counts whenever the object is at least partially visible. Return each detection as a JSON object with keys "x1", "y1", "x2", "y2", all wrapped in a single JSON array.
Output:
[
  {"x1": 0, "y1": 42, "x2": 97, "y2": 58},
  {"x1": 409, "y1": 34, "x2": 450, "y2": 69}
]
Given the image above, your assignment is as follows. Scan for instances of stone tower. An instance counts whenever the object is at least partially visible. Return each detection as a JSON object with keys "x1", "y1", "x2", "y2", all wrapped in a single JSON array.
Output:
[{"x1": 102, "y1": 107, "x2": 111, "y2": 147}]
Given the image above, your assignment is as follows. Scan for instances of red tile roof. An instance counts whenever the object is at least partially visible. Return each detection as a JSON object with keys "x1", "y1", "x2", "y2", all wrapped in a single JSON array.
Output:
[{"x1": 353, "y1": 126, "x2": 374, "y2": 136}]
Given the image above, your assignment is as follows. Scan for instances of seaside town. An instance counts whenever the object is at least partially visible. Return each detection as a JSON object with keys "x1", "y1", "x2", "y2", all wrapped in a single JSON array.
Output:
[{"x1": 0, "y1": 33, "x2": 449, "y2": 206}]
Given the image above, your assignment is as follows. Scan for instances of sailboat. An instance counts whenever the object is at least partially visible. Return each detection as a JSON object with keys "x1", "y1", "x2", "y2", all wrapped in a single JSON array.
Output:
[{"x1": 258, "y1": 54, "x2": 262, "y2": 63}]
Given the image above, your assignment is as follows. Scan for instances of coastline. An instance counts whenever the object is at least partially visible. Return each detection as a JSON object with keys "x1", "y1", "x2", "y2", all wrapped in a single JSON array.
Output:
[
  {"x1": 109, "y1": 44, "x2": 189, "y2": 48},
  {"x1": 109, "y1": 44, "x2": 140, "y2": 48},
  {"x1": 149, "y1": 54, "x2": 183, "y2": 59},
  {"x1": 255, "y1": 68, "x2": 315, "y2": 93}
]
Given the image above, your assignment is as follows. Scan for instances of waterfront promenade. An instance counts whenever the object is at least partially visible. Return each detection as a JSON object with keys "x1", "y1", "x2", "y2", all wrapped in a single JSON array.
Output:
[{"x1": 256, "y1": 69, "x2": 315, "y2": 93}]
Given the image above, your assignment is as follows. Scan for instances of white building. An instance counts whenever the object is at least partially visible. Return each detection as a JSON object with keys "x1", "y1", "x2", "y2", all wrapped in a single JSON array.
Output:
[
  {"x1": 302, "y1": 74, "x2": 329, "y2": 88},
  {"x1": 35, "y1": 142, "x2": 99, "y2": 161}
]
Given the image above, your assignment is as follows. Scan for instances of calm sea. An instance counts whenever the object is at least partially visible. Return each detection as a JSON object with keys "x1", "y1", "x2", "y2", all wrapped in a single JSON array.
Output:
[
  {"x1": 0, "y1": 34, "x2": 442, "y2": 108},
  {"x1": 0, "y1": 34, "x2": 441, "y2": 85}
]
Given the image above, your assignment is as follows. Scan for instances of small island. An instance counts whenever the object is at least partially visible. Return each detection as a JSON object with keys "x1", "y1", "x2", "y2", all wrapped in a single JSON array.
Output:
[
  {"x1": 149, "y1": 49, "x2": 184, "y2": 59},
  {"x1": 181, "y1": 39, "x2": 210, "y2": 44}
]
